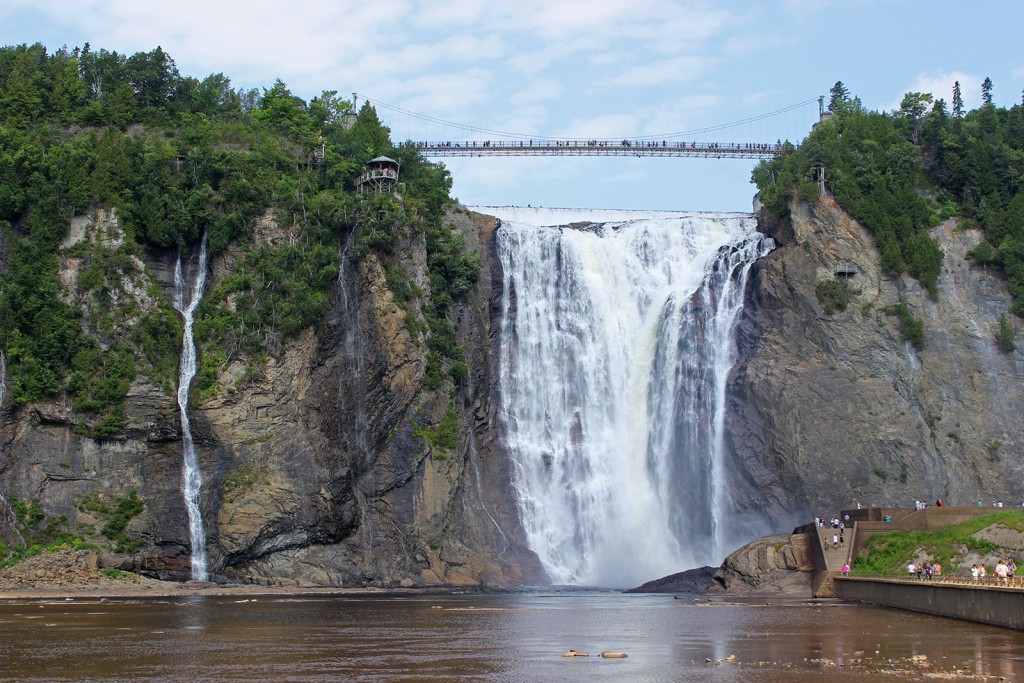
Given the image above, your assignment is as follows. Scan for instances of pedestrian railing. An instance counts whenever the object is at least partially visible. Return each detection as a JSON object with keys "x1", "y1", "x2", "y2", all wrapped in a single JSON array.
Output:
[{"x1": 842, "y1": 573, "x2": 1024, "y2": 588}]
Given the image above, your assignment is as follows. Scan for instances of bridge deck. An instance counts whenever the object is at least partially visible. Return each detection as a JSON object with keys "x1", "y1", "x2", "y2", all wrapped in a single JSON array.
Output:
[{"x1": 416, "y1": 141, "x2": 780, "y2": 159}]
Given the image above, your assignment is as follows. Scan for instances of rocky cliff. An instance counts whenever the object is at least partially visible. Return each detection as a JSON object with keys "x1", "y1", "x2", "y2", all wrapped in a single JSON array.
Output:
[
  {"x1": 3, "y1": 194, "x2": 1023, "y2": 588},
  {"x1": 0, "y1": 206, "x2": 544, "y2": 587},
  {"x1": 726, "y1": 196, "x2": 1024, "y2": 532}
]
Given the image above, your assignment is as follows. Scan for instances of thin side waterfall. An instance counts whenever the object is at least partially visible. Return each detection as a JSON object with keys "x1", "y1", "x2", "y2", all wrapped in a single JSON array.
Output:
[
  {"x1": 491, "y1": 208, "x2": 772, "y2": 587},
  {"x1": 0, "y1": 349, "x2": 7, "y2": 432},
  {"x1": 173, "y1": 235, "x2": 209, "y2": 581},
  {"x1": 336, "y1": 230, "x2": 376, "y2": 563}
]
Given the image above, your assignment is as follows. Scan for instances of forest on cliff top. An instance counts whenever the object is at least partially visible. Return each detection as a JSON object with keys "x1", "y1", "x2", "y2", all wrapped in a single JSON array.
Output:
[
  {"x1": 2, "y1": 43, "x2": 1024, "y2": 442},
  {"x1": 0, "y1": 42, "x2": 478, "y2": 439},
  {"x1": 754, "y1": 80, "x2": 1024, "y2": 317}
]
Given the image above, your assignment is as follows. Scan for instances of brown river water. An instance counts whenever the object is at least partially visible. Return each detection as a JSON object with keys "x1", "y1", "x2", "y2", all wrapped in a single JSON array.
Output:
[{"x1": 2, "y1": 590, "x2": 1023, "y2": 682}]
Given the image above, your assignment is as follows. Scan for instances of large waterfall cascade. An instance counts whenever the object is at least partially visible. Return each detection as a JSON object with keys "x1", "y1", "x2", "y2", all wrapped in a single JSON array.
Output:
[
  {"x1": 173, "y1": 236, "x2": 210, "y2": 581},
  {"x1": 487, "y1": 207, "x2": 773, "y2": 587}
]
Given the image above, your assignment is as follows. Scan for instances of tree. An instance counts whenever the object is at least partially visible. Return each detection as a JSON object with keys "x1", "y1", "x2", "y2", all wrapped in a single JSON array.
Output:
[
  {"x1": 309, "y1": 90, "x2": 351, "y2": 130},
  {"x1": 995, "y1": 313, "x2": 1015, "y2": 353},
  {"x1": 125, "y1": 46, "x2": 179, "y2": 110},
  {"x1": 952, "y1": 81, "x2": 964, "y2": 117},
  {"x1": 251, "y1": 79, "x2": 310, "y2": 139},
  {"x1": 881, "y1": 240, "x2": 906, "y2": 275},
  {"x1": 896, "y1": 92, "x2": 933, "y2": 145},
  {"x1": 828, "y1": 81, "x2": 850, "y2": 113},
  {"x1": 981, "y1": 77, "x2": 993, "y2": 106}
]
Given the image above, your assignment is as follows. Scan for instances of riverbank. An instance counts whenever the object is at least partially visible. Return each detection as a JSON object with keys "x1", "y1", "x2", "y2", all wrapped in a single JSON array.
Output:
[{"x1": 0, "y1": 549, "x2": 448, "y2": 602}]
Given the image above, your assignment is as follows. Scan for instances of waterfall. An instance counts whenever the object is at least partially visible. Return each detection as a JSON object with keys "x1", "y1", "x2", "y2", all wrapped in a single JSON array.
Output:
[
  {"x1": 491, "y1": 207, "x2": 772, "y2": 587},
  {"x1": 173, "y1": 235, "x2": 209, "y2": 581},
  {"x1": 0, "y1": 349, "x2": 6, "y2": 433},
  {"x1": 0, "y1": 349, "x2": 19, "y2": 546}
]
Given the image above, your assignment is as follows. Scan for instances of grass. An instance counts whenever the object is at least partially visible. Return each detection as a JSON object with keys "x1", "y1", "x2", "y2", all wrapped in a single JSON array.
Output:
[{"x1": 853, "y1": 510, "x2": 1024, "y2": 575}]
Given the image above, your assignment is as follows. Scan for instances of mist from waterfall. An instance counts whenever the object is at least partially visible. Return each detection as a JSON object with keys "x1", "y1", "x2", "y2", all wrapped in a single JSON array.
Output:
[
  {"x1": 173, "y1": 235, "x2": 209, "y2": 581},
  {"x1": 489, "y1": 207, "x2": 772, "y2": 587}
]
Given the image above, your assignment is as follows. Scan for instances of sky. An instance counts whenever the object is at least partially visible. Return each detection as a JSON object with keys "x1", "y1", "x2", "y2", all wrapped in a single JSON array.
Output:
[{"x1": 3, "y1": 0, "x2": 1023, "y2": 212}]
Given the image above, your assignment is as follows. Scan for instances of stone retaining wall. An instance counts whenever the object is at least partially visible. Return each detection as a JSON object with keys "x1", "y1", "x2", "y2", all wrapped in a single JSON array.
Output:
[{"x1": 835, "y1": 576, "x2": 1024, "y2": 631}]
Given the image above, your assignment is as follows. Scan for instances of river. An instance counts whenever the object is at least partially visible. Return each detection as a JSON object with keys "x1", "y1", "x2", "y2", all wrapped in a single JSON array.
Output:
[{"x1": 2, "y1": 591, "x2": 1022, "y2": 681}]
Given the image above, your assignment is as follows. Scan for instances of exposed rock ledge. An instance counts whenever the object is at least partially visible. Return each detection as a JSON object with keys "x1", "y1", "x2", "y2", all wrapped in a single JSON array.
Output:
[{"x1": 630, "y1": 534, "x2": 812, "y2": 597}]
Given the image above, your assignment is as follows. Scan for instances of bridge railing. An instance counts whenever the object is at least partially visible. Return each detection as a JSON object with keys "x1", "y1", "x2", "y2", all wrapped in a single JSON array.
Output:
[{"x1": 414, "y1": 139, "x2": 782, "y2": 159}]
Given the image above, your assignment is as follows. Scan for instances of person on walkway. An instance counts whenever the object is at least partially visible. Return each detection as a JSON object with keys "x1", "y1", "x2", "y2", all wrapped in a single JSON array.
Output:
[
  {"x1": 996, "y1": 560, "x2": 1009, "y2": 585},
  {"x1": 832, "y1": 534, "x2": 839, "y2": 551},
  {"x1": 924, "y1": 563, "x2": 933, "y2": 580},
  {"x1": 841, "y1": 563, "x2": 850, "y2": 576},
  {"x1": 933, "y1": 562, "x2": 942, "y2": 577},
  {"x1": 908, "y1": 561, "x2": 916, "y2": 578}
]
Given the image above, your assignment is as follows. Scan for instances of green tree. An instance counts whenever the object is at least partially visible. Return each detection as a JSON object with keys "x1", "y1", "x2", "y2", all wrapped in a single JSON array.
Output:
[
  {"x1": 981, "y1": 77, "x2": 993, "y2": 106},
  {"x1": 896, "y1": 92, "x2": 933, "y2": 145},
  {"x1": 828, "y1": 81, "x2": 850, "y2": 113},
  {"x1": 251, "y1": 79, "x2": 310, "y2": 140},
  {"x1": 124, "y1": 46, "x2": 179, "y2": 110},
  {"x1": 995, "y1": 313, "x2": 1015, "y2": 353},
  {"x1": 0, "y1": 45, "x2": 45, "y2": 126},
  {"x1": 952, "y1": 81, "x2": 964, "y2": 117}
]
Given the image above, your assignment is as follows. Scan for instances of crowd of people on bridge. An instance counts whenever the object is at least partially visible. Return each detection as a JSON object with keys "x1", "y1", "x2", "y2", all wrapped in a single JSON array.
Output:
[{"x1": 414, "y1": 140, "x2": 782, "y2": 152}]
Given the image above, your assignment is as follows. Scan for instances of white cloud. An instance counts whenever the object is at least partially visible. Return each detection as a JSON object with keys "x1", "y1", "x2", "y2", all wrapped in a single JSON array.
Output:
[
  {"x1": 885, "y1": 70, "x2": 980, "y2": 112},
  {"x1": 600, "y1": 55, "x2": 711, "y2": 88}
]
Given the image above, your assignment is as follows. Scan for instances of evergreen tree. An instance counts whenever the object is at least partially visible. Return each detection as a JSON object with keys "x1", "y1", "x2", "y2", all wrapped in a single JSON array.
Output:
[
  {"x1": 995, "y1": 313, "x2": 1015, "y2": 353},
  {"x1": 981, "y1": 77, "x2": 993, "y2": 106},
  {"x1": 952, "y1": 81, "x2": 964, "y2": 117},
  {"x1": 828, "y1": 81, "x2": 850, "y2": 113}
]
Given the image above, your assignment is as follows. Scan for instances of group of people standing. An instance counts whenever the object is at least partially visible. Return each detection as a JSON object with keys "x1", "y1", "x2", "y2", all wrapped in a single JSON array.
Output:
[
  {"x1": 972, "y1": 560, "x2": 1017, "y2": 584},
  {"x1": 816, "y1": 515, "x2": 847, "y2": 551},
  {"x1": 906, "y1": 561, "x2": 943, "y2": 579}
]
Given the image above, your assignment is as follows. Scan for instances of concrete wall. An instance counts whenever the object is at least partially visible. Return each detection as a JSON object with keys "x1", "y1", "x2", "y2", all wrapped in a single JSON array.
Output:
[{"x1": 835, "y1": 577, "x2": 1024, "y2": 631}]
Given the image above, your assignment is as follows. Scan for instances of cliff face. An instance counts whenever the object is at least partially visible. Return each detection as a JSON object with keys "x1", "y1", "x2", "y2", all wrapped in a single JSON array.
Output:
[
  {"x1": 4, "y1": 195, "x2": 1023, "y2": 586},
  {"x1": 0, "y1": 207, "x2": 544, "y2": 586},
  {"x1": 726, "y1": 197, "x2": 1024, "y2": 530}
]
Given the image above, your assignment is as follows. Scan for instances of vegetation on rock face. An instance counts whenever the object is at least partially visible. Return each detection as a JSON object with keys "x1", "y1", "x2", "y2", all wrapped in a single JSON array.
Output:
[
  {"x1": 0, "y1": 41, "x2": 474, "y2": 438},
  {"x1": 885, "y1": 303, "x2": 926, "y2": 351},
  {"x1": 815, "y1": 278, "x2": 852, "y2": 314},
  {"x1": 755, "y1": 79, "x2": 1024, "y2": 317},
  {"x1": 1, "y1": 496, "x2": 94, "y2": 568}
]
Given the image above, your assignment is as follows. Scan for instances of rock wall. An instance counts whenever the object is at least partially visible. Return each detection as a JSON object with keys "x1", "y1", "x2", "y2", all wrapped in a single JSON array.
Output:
[
  {"x1": 0, "y1": 207, "x2": 544, "y2": 586},
  {"x1": 726, "y1": 197, "x2": 1024, "y2": 532}
]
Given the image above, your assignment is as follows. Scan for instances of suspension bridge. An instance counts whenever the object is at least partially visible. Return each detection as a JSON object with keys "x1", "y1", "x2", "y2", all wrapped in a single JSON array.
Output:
[{"x1": 355, "y1": 94, "x2": 821, "y2": 160}]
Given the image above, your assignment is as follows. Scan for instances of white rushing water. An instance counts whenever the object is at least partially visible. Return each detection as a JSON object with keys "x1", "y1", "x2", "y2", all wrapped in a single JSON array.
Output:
[
  {"x1": 488, "y1": 207, "x2": 773, "y2": 587},
  {"x1": 0, "y1": 349, "x2": 6, "y2": 432},
  {"x1": 173, "y1": 235, "x2": 209, "y2": 581}
]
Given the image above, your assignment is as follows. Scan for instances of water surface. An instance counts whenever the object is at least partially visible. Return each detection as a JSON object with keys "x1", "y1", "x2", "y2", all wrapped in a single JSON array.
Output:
[{"x1": 2, "y1": 591, "x2": 1022, "y2": 681}]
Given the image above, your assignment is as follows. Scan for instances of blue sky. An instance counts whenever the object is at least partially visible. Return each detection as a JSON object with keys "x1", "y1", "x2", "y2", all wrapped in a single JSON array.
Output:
[{"x1": 3, "y1": 0, "x2": 1022, "y2": 212}]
